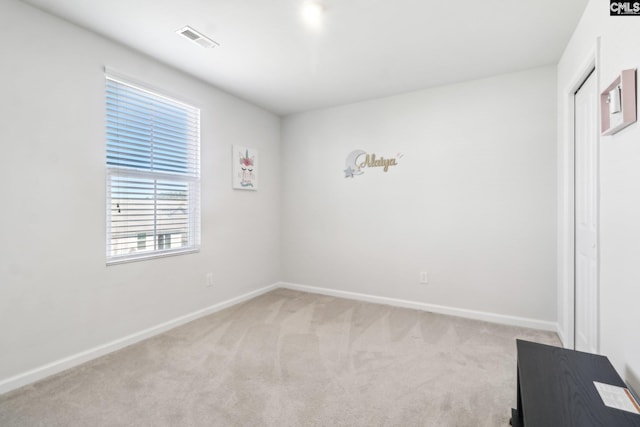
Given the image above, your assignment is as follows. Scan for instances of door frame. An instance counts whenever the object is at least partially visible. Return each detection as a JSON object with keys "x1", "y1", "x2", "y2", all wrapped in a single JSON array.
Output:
[{"x1": 558, "y1": 39, "x2": 600, "y2": 351}]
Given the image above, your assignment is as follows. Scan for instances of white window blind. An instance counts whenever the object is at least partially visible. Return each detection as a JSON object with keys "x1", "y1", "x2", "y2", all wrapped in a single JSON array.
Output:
[{"x1": 105, "y1": 73, "x2": 200, "y2": 264}]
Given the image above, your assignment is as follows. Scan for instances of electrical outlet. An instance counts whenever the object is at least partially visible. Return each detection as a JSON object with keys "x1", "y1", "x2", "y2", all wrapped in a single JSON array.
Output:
[
  {"x1": 206, "y1": 273, "x2": 214, "y2": 288},
  {"x1": 419, "y1": 271, "x2": 428, "y2": 284}
]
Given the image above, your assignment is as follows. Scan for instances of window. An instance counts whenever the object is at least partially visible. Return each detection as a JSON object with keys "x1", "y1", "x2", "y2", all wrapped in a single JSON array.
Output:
[
  {"x1": 157, "y1": 233, "x2": 171, "y2": 250},
  {"x1": 105, "y1": 73, "x2": 200, "y2": 263},
  {"x1": 137, "y1": 233, "x2": 147, "y2": 250}
]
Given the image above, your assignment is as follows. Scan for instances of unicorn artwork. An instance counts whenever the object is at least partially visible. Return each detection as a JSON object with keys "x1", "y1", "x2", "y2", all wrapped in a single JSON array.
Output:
[
  {"x1": 239, "y1": 149, "x2": 255, "y2": 187},
  {"x1": 233, "y1": 146, "x2": 258, "y2": 190}
]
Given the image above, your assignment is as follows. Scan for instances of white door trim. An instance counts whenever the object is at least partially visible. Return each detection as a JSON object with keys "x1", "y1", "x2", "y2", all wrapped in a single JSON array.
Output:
[{"x1": 557, "y1": 39, "x2": 600, "y2": 350}]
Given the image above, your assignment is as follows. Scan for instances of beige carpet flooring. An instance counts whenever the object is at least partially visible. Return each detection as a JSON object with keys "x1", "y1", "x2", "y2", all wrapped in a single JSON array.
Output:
[{"x1": 0, "y1": 289, "x2": 560, "y2": 426}]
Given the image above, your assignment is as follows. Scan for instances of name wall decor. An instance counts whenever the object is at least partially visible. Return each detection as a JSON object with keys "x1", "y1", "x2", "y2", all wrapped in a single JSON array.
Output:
[{"x1": 343, "y1": 150, "x2": 402, "y2": 178}]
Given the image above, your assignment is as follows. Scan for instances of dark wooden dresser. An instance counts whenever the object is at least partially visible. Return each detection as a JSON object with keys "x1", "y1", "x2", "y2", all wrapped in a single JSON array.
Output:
[{"x1": 511, "y1": 339, "x2": 640, "y2": 426}]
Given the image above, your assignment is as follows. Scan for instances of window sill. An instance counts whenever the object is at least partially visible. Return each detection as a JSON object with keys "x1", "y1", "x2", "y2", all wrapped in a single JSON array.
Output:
[{"x1": 106, "y1": 247, "x2": 200, "y2": 266}]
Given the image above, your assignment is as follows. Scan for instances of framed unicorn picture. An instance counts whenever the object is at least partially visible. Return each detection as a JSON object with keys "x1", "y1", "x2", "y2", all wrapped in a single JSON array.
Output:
[{"x1": 232, "y1": 145, "x2": 258, "y2": 190}]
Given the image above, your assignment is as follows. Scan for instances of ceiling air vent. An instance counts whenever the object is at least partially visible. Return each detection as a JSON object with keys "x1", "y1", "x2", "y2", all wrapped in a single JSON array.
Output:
[{"x1": 176, "y1": 26, "x2": 220, "y2": 49}]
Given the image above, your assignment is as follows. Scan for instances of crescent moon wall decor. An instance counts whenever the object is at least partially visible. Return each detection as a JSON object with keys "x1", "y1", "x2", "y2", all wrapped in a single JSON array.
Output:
[{"x1": 344, "y1": 149, "x2": 366, "y2": 178}]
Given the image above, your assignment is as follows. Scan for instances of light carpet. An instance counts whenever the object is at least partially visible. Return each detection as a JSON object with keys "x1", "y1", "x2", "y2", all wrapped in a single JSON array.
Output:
[{"x1": 0, "y1": 288, "x2": 560, "y2": 426}]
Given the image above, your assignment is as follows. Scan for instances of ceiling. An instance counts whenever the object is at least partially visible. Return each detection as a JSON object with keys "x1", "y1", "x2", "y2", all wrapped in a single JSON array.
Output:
[{"x1": 22, "y1": 0, "x2": 589, "y2": 115}]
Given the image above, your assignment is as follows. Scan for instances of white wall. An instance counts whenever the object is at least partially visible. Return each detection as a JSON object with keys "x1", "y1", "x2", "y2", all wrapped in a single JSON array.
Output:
[
  {"x1": 0, "y1": 0, "x2": 280, "y2": 385},
  {"x1": 281, "y1": 66, "x2": 558, "y2": 324},
  {"x1": 557, "y1": 0, "x2": 640, "y2": 392}
]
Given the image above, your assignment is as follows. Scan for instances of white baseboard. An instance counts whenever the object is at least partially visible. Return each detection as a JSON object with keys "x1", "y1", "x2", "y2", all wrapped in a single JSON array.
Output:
[
  {"x1": 0, "y1": 283, "x2": 278, "y2": 395},
  {"x1": 278, "y1": 282, "x2": 558, "y2": 332},
  {"x1": 556, "y1": 324, "x2": 569, "y2": 348},
  {"x1": 1, "y1": 281, "x2": 560, "y2": 395}
]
